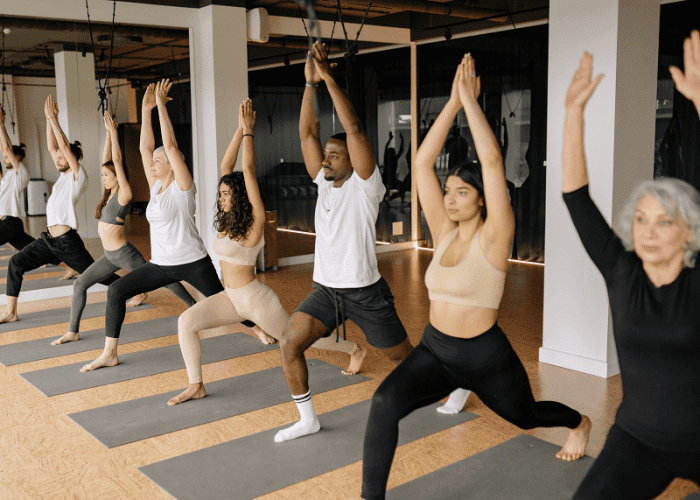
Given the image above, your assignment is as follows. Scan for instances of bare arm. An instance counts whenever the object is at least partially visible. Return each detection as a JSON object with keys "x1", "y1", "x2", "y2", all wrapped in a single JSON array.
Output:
[
  {"x1": 102, "y1": 128, "x2": 112, "y2": 165},
  {"x1": 239, "y1": 98, "x2": 265, "y2": 244},
  {"x1": 155, "y1": 79, "x2": 192, "y2": 191},
  {"x1": 299, "y1": 52, "x2": 324, "y2": 180},
  {"x1": 562, "y1": 52, "x2": 604, "y2": 193},
  {"x1": 45, "y1": 100, "x2": 60, "y2": 166},
  {"x1": 104, "y1": 112, "x2": 132, "y2": 206},
  {"x1": 221, "y1": 126, "x2": 243, "y2": 177},
  {"x1": 0, "y1": 107, "x2": 20, "y2": 171},
  {"x1": 458, "y1": 55, "x2": 514, "y2": 252},
  {"x1": 415, "y1": 64, "x2": 462, "y2": 244},
  {"x1": 139, "y1": 83, "x2": 157, "y2": 189},
  {"x1": 670, "y1": 30, "x2": 700, "y2": 119},
  {"x1": 45, "y1": 95, "x2": 81, "y2": 180},
  {"x1": 313, "y1": 42, "x2": 375, "y2": 180}
]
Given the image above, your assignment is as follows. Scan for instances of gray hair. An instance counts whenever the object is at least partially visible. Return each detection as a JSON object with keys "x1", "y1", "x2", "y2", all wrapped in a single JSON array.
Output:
[
  {"x1": 153, "y1": 146, "x2": 185, "y2": 164},
  {"x1": 615, "y1": 177, "x2": 700, "y2": 268}
]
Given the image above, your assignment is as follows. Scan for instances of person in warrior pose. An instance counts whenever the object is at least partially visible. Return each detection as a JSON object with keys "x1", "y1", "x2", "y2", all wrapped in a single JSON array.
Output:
[
  {"x1": 0, "y1": 96, "x2": 122, "y2": 325},
  {"x1": 80, "y1": 80, "x2": 224, "y2": 372},
  {"x1": 361, "y1": 54, "x2": 591, "y2": 500},
  {"x1": 0, "y1": 107, "x2": 34, "y2": 251},
  {"x1": 50, "y1": 111, "x2": 196, "y2": 345},
  {"x1": 273, "y1": 41, "x2": 416, "y2": 444},
  {"x1": 564, "y1": 34, "x2": 700, "y2": 499},
  {"x1": 168, "y1": 97, "x2": 363, "y2": 406}
]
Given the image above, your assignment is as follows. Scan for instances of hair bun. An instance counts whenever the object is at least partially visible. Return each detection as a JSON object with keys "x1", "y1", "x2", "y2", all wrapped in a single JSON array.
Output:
[
  {"x1": 73, "y1": 140, "x2": 81, "y2": 147},
  {"x1": 19, "y1": 143, "x2": 26, "y2": 149}
]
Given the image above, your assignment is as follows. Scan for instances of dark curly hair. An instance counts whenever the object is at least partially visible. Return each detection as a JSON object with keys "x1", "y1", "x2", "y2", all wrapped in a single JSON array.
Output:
[{"x1": 214, "y1": 172, "x2": 254, "y2": 240}]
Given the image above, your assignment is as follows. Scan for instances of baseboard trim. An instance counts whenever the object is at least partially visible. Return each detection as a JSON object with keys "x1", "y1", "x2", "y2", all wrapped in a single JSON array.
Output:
[{"x1": 539, "y1": 346, "x2": 620, "y2": 378}]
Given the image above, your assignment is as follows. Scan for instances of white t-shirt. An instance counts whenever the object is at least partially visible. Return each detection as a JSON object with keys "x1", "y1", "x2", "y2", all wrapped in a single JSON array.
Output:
[
  {"x1": 146, "y1": 179, "x2": 208, "y2": 266},
  {"x1": 0, "y1": 161, "x2": 30, "y2": 218},
  {"x1": 46, "y1": 167, "x2": 88, "y2": 229},
  {"x1": 312, "y1": 166, "x2": 386, "y2": 288}
]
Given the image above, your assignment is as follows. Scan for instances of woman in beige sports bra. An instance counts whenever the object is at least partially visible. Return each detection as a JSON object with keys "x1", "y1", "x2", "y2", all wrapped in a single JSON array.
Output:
[
  {"x1": 168, "y1": 98, "x2": 362, "y2": 406},
  {"x1": 361, "y1": 55, "x2": 591, "y2": 500}
]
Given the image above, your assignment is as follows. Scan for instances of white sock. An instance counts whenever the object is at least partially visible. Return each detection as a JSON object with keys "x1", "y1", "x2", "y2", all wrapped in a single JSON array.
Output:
[
  {"x1": 437, "y1": 388, "x2": 471, "y2": 414},
  {"x1": 274, "y1": 390, "x2": 321, "y2": 443}
]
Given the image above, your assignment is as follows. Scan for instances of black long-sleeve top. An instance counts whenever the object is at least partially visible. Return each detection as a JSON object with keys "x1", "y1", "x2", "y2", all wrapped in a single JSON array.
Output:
[{"x1": 563, "y1": 185, "x2": 700, "y2": 452}]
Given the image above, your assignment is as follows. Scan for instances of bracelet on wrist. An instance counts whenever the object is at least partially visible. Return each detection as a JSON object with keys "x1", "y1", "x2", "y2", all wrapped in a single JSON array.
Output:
[
  {"x1": 243, "y1": 133, "x2": 254, "y2": 139},
  {"x1": 305, "y1": 82, "x2": 318, "y2": 88}
]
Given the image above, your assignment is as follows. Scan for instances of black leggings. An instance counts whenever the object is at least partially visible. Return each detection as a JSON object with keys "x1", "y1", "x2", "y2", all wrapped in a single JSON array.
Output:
[
  {"x1": 105, "y1": 255, "x2": 224, "y2": 338},
  {"x1": 6, "y1": 230, "x2": 119, "y2": 297},
  {"x1": 574, "y1": 424, "x2": 700, "y2": 499},
  {"x1": 361, "y1": 323, "x2": 583, "y2": 500},
  {"x1": 0, "y1": 216, "x2": 35, "y2": 251}
]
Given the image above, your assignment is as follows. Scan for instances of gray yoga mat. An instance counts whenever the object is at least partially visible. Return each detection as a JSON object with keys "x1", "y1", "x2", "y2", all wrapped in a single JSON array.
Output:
[
  {"x1": 21, "y1": 332, "x2": 278, "y2": 396},
  {"x1": 0, "y1": 315, "x2": 176, "y2": 366},
  {"x1": 0, "y1": 302, "x2": 152, "y2": 334},
  {"x1": 139, "y1": 400, "x2": 478, "y2": 500},
  {"x1": 387, "y1": 434, "x2": 594, "y2": 500},
  {"x1": 0, "y1": 247, "x2": 17, "y2": 256},
  {"x1": 682, "y1": 494, "x2": 700, "y2": 499},
  {"x1": 69, "y1": 359, "x2": 370, "y2": 448},
  {"x1": 0, "y1": 275, "x2": 78, "y2": 295},
  {"x1": 0, "y1": 265, "x2": 63, "y2": 278}
]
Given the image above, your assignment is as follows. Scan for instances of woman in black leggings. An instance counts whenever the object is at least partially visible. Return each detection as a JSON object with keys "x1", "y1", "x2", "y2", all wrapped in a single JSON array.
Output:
[
  {"x1": 563, "y1": 35, "x2": 700, "y2": 499},
  {"x1": 80, "y1": 80, "x2": 224, "y2": 372},
  {"x1": 361, "y1": 54, "x2": 591, "y2": 500}
]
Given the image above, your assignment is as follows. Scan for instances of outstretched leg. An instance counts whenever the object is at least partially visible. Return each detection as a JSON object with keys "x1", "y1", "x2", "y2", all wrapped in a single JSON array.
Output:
[{"x1": 275, "y1": 312, "x2": 329, "y2": 443}]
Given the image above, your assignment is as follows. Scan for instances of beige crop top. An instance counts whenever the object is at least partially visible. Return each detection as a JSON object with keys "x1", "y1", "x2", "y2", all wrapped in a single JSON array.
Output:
[
  {"x1": 424, "y1": 228, "x2": 506, "y2": 309},
  {"x1": 213, "y1": 234, "x2": 264, "y2": 266}
]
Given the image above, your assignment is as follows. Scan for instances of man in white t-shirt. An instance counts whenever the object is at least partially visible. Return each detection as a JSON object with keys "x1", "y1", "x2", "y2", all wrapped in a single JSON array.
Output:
[
  {"x1": 274, "y1": 42, "x2": 414, "y2": 443},
  {"x1": 0, "y1": 107, "x2": 35, "y2": 251},
  {"x1": 0, "y1": 96, "x2": 119, "y2": 325}
]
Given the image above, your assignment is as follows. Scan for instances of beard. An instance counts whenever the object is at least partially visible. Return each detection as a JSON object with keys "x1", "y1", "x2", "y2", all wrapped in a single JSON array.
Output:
[{"x1": 58, "y1": 164, "x2": 71, "y2": 173}]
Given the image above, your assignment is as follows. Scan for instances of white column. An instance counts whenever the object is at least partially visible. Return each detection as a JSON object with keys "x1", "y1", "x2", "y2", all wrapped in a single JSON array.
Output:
[
  {"x1": 540, "y1": 0, "x2": 660, "y2": 377},
  {"x1": 190, "y1": 4, "x2": 249, "y2": 271},
  {"x1": 53, "y1": 50, "x2": 101, "y2": 238}
]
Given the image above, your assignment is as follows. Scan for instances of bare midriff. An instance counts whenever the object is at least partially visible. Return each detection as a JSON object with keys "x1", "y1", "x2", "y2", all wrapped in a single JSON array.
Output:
[
  {"x1": 48, "y1": 224, "x2": 72, "y2": 238},
  {"x1": 217, "y1": 232, "x2": 257, "y2": 289},
  {"x1": 98, "y1": 221, "x2": 127, "y2": 251},
  {"x1": 429, "y1": 301, "x2": 499, "y2": 339}
]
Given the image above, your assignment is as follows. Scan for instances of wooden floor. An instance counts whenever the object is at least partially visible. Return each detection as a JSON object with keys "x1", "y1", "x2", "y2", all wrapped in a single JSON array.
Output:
[{"x1": 0, "y1": 223, "x2": 698, "y2": 499}]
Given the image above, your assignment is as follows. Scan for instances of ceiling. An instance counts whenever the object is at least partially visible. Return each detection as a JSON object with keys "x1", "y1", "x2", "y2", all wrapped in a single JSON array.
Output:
[{"x1": 0, "y1": 0, "x2": 690, "y2": 83}]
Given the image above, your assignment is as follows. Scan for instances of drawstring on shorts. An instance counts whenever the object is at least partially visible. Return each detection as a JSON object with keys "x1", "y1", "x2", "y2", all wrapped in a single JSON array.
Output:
[{"x1": 332, "y1": 288, "x2": 347, "y2": 342}]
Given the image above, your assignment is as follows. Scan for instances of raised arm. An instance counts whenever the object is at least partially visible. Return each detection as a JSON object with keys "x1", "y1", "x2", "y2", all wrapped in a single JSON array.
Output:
[
  {"x1": 299, "y1": 51, "x2": 324, "y2": 179},
  {"x1": 239, "y1": 98, "x2": 265, "y2": 244},
  {"x1": 0, "y1": 107, "x2": 20, "y2": 172},
  {"x1": 670, "y1": 30, "x2": 700, "y2": 118},
  {"x1": 396, "y1": 133, "x2": 405, "y2": 158},
  {"x1": 45, "y1": 95, "x2": 81, "y2": 179},
  {"x1": 102, "y1": 126, "x2": 112, "y2": 165},
  {"x1": 221, "y1": 125, "x2": 243, "y2": 177},
  {"x1": 155, "y1": 79, "x2": 192, "y2": 191},
  {"x1": 415, "y1": 63, "x2": 462, "y2": 243},
  {"x1": 45, "y1": 99, "x2": 60, "y2": 166},
  {"x1": 562, "y1": 52, "x2": 604, "y2": 193},
  {"x1": 458, "y1": 55, "x2": 514, "y2": 248},
  {"x1": 313, "y1": 42, "x2": 376, "y2": 180},
  {"x1": 139, "y1": 83, "x2": 157, "y2": 189},
  {"x1": 104, "y1": 112, "x2": 132, "y2": 206}
]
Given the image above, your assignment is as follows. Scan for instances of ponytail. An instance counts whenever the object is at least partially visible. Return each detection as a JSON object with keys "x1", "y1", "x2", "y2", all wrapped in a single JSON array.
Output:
[
  {"x1": 70, "y1": 141, "x2": 83, "y2": 161},
  {"x1": 12, "y1": 143, "x2": 26, "y2": 161}
]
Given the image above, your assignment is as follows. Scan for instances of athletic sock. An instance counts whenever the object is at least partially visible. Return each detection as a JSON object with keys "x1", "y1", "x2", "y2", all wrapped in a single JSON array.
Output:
[
  {"x1": 274, "y1": 390, "x2": 321, "y2": 443},
  {"x1": 437, "y1": 388, "x2": 471, "y2": 414}
]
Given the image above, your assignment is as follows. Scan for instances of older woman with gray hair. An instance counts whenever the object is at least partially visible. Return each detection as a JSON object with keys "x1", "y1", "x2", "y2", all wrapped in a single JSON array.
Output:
[{"x1": 562, "y1": 31, "x2": 700, "y2": 500}]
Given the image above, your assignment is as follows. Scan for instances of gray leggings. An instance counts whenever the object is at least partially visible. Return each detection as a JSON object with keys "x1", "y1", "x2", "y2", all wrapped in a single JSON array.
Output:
[{"x1": 68, "y1": 242, "x2": 196, "y2": 333}]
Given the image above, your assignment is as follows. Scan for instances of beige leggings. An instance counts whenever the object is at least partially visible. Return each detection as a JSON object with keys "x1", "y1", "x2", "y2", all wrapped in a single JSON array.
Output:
[{"x1": 178, "y1": 278, "x2": 358, "y2": 383}]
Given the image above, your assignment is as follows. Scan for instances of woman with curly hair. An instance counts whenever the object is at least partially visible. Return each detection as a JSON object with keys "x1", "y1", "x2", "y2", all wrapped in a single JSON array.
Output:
[
  {"x1": 168, "y1": 97, "x2": 362, "y2": 406},
  {"x1": 50, "y1": 111, "x2": 196, "y2": 345}
]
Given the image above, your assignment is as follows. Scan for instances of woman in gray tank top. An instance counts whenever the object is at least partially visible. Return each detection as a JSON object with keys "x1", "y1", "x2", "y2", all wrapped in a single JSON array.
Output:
[{"x1": 50, "y1": 111, "x2": 196, "y2": 345}]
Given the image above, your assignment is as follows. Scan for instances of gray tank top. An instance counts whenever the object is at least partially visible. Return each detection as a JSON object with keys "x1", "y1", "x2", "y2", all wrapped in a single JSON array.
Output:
[{"x1": 99, "y1": 195, "x2": 130, "y2": 226}]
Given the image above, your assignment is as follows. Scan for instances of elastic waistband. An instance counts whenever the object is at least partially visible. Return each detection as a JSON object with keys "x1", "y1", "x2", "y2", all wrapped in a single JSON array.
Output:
[
  {"x1": 0, "y1": 215, "x2": 20, "y2": 221},
  {"x1": 43, "y1": 228, "x2": 77, "y2": 240},
  {"x1": 225, "y1": 278, "x2": 264, "y2": 302}
]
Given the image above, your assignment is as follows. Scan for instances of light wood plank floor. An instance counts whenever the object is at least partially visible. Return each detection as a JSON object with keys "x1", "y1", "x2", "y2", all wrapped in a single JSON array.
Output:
[{"x1": 0, "y1": 223, "x2": 697, "y2": 499}]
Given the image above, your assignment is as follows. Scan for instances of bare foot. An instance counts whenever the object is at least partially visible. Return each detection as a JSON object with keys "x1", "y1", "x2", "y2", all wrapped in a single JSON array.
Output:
[
  {"x1": 59, "y1": 268, "x2": 79, "y2": 281},
  {"x1": 126, "y1": 293, "x2": 148, "y2": 307},
  {"x1": 167, "y1": 383, "x2": 206, "y2": 406},
  {"x1": 0, "y1": 310, "x2": 18, "y2": 324},
  {"x1": 556, "y1": 415, "x2": 591, "y2": 461},
  {"x1": 252, "y1": 325, "x2": 277, "y2": 345},
  {"x1": 51, "y1": 331, "x2": 80, "y2": 345},
  {"x1": 342, "y1": 344, "x2": 367, "y2": 375},
  {"x1": 80, "y1": 352, "x2": 119, "y2": 372}
]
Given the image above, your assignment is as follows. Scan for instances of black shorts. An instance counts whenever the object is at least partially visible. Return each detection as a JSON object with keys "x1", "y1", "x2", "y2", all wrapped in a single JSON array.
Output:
[{"x1": 296, "y1": 277, "x2": 408, "y2": 349}]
